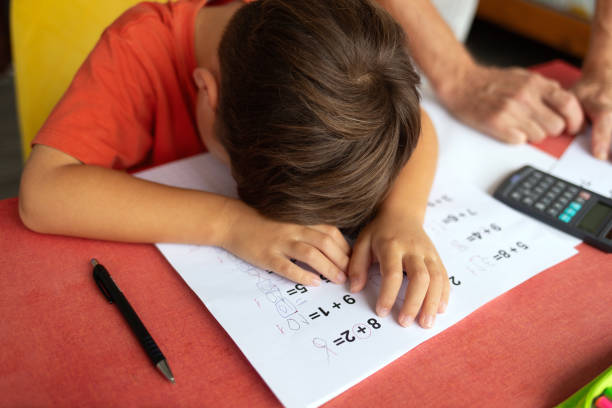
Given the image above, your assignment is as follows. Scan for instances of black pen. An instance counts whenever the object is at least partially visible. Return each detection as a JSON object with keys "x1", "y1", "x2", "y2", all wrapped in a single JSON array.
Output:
[{"x1": 91, "y1": 259, "x2": 175, "y2": 383}]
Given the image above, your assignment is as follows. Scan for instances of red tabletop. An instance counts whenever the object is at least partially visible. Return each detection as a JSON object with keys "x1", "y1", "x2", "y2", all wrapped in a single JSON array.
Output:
[{"x1": 1, "y1": 61, "x2": 611, "y2": 407}]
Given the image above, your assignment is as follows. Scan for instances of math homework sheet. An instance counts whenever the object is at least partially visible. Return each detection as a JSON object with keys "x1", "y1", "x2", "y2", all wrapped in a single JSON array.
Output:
[
  {"x1": 551, "y1": 129, "x2": 612, "y2": 199},
  {"x1": 137, "y1": 154, "x2": 577, "y2": 408}
]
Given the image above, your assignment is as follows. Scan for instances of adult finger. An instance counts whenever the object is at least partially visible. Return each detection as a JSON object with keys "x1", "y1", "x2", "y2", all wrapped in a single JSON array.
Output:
[
  {"x1": 591, "y1": 111, "x2": 612, "y2": 160},
  {"x1": 483, "y1": 107, "x2": 527, "y2": 144},
  {"x1": 374, "y1": 243, "x2": 404, "y2": 318},
  {"x1": 543, "y1": 85, "x2": 584, "y2": 134},
  {"x1": 310, "y1": 224, "x2": 351, "y2": 254},
  {"x1": 270, "y1": 256, "x2": 322, "y2": 286},
  {"x1": 301, "y1": 227, "x2": 350, "y2": 273},
  {"x1": 398, "y1": 256, "x2": 430, "y2": 328},
  {"x1": 348, "y1": 233, "x2": 371, "y2": 293},
  {"x1": 287, "y1": 241, "x2": 346, "y2": 284},
  {"x1": 528, "y1": 99, "x2": 566, "y2": 136},
  {"x1": 516, "y1": 115, "x2": 547, "y2": 143}
]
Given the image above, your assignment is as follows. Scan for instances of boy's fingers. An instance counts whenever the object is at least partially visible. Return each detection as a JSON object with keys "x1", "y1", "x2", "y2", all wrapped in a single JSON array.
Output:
[
  {"x1": 398, "y1": 256, "x2": 429, "y2": 328},
  {"x1": 375, "y1": 246, "x2": 403, "y2": 317},
  {"x1": 348, "y1": 234, "x2": 371, "y2": 293},
  {"x1": 417, "y1": 259, "x2": 444, "y2": 329},
  {"x1": 310, "y1": 224, "x2": 351, "y2": 254},
  {"x1": 287, "y1": 242, "x2": 346, "y2": 284},
  {"x1": 270, "y1": 257, "x2": 321, "y2": 286},
  {"x1": 302, "y1": 228, "x2": 350, "y2": 272},
  {"x1": 439, "y1": 269, "x2": 450, "y2": 313}
]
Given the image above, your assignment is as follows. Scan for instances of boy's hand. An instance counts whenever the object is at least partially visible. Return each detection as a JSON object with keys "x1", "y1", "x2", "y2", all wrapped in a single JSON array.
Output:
[
  {"x1": 348, "y1": 212, "x2": 449, "y2": 329},
  {"x1": 220, "y1": 199, "x2": 350, "y2": 286}
]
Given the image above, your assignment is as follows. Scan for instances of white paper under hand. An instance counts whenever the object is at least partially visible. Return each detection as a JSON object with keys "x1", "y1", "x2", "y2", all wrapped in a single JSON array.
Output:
[{"x1": 137, "y1": 154, "x2": 577, "y2": 408}]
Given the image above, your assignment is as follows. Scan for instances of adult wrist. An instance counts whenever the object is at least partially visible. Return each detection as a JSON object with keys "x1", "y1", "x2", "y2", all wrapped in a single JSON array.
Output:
[{"x1": 433, "y1": 56, "x2": 479, "y2": 109}]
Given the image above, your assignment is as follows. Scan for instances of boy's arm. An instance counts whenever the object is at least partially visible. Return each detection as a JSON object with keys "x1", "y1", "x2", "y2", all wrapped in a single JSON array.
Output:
[
  {"x1": 376, "y1": 0, "x2": 583, "y2": 144},
  {"x1": 348, "y1": 109, "x2": 450, "y2": 329},
  {"x1": 20, "y1": 145, "x2": 349, "y2": 285}
]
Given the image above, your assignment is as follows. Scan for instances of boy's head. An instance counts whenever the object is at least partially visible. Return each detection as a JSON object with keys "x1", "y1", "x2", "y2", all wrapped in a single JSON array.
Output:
[{"x1": 215, "y1": 0, "x2": 421, "y2": 232}]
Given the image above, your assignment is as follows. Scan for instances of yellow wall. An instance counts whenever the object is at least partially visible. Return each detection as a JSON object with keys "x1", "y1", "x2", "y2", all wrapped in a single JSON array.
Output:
[{"x1": 10, "y1": 0, "x2": 166, "y2": 160}]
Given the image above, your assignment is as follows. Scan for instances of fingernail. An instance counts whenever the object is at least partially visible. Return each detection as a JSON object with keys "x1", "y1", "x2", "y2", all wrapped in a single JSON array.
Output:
[
  {"x1": 376, "y1": 306, "x2": 390, "y2": 317},
  {"x1": 336, "y1": 273, "x2": 346, "y2": 284},
  {"x1": 399, "y1": 315, "x2": 414, "y2": 327},
  {"x1": 310, "y1": 277, "x2": 321, "y2": 287},
  {"x1": 349, "y1": 278, "x2": 360, "y2": 292},
  {"x1": 510, "y1": 130, "x2": 527, "y2": 144},
  {"x1": 438, "y1": 301, "x2": 448, "y2": 313},
  {"x1": 422, "y1": 314, "x2": 435, "y2": 329},
  {"x1": 595, "y1": 147, "x2": 608, "y2": 160}
]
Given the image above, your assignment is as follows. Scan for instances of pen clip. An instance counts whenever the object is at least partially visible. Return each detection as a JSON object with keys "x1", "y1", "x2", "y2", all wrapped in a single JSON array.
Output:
[{"x1": 93, "y1": 269, "x2": 114, "y2": 303}]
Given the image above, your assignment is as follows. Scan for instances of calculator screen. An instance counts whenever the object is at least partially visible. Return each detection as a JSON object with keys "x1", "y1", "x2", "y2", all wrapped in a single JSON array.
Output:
[{"x1": 577, "y1": 202, "x2": 612, "y2": 234}]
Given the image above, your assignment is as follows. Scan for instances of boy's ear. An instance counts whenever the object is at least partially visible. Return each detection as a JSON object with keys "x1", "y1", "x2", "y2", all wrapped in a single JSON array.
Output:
[{"x1": 193, "y1": 67, "x2": 219, "y2": 110}]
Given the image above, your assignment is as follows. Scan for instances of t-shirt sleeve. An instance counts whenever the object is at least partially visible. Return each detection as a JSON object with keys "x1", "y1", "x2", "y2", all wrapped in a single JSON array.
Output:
[{"x1": 33, "y1": 10, "x2": 159, "y2": 169}]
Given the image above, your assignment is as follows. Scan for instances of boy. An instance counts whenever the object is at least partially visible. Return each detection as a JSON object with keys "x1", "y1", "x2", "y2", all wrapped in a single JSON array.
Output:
[{"x1": 19, "y1": 0, "x2": 449, "y2": 329}]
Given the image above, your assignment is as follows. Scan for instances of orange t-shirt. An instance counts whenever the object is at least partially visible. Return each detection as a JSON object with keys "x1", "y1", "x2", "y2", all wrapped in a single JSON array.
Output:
[{"x1": 34, "y1": 0, "x2": 240, "y2": 171}]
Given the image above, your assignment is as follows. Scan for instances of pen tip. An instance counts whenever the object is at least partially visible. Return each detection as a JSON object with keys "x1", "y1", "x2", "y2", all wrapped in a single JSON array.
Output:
[
  {"x1": 90, "y1": 259, "x2": 98, "y2": 267},
  {"x1": 156, "y1": 359, "x2": 175, "y2": 384}
]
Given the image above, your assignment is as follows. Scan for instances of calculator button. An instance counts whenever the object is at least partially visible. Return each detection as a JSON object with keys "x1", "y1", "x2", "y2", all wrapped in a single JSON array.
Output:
[
  {"x1": 545, "y1": 191, "x2": 557, "y2": 200},
  {"x1": 534, "y1": 186, "x2": 545, "y2": 195},
  {"x1": 559, "y1": 213, "x2": 572, "y2": 223},
  {"x1": 554, "y1": 181, "x2": 567, "y2": 189},
  {"x1": 552, "y1": 202, "x2": 564, "y2": 211},
  {"x1": 569, "y1": 202, "x2": 582, "y2": 211},
  {"x1": 562, "y1": 191, "x2": 575, "y2": 200},
  {"x1": 568, "y1": 186, "x2": 579, "y2": 195},
  {"x1": 551, "y1": 186, "x2": 563, "y2": 195},
  {"x1": 547, "y1": 208, "x2": 559, "y2": 217},
  {"x1": 511, "y1": 191, "x2": 522, "y2": 200},
  {"x1": 575, "y1": 197, "x2": 586, "y2": 205},
  {"x1": 579, "y1": 191, "x2": 591, "y2": 200},
  {"x1": 534, "y1": 202, "x2": 546, "y2": 211},
  {"x1": 539, "y1": 197, "x2": 552, "y2": 206},
  {"x1": 564, "y1": 207, "x2": 577, "y2": 217},
  {"x1": 544, "y1": 176, "x2": 554, "y2": 184},
  {"x1": 522, "y1": 196, "x2": 534, "y2": 206},
  {"x1": 532, "y1": 172, "x2": 543, "y2": 178},
  {"x1": 558, "y1": 197, "x2": 570, "y2": 206}
]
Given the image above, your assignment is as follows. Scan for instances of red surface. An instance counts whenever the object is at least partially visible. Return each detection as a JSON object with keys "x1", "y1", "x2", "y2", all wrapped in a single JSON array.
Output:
[{"x1": 1, "y1": 61, "x2": 611, "y2": 407}]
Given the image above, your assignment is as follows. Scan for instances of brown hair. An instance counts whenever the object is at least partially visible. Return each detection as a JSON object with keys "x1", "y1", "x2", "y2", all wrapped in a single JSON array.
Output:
[{"x1": 216, "y1": 0, "x2": 421, "y2": 233}]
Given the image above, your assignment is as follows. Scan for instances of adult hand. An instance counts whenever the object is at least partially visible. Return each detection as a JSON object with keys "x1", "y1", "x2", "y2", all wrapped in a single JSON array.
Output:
[
  {"x1": 220, "y1": 199, "x2": 350, "y2": 286},
  {"x1": 572, "y1": 71, "x2": 612, "y2": 160},
  {"x1": 348, "y1": 212, "x2": 449, "y2": 329},
  {"x1": 438, "y1": 64, "x2": 584, "y2": 144}
]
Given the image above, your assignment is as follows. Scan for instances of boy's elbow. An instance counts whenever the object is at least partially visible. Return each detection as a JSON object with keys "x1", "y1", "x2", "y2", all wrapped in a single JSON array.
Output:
[{"x1": 18, "y1": 176, "x2": 48, "y2": 233}]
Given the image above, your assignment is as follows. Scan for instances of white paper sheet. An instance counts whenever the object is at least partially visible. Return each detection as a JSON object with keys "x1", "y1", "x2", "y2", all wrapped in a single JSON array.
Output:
[
  {"x1": 551, "y1": 129, "x2": 612, "y2": 198},
  {"x1": 421, "y1": 97, "x2": 558, "y2": 194},
  {"x1": 137, "y1": 154, "x2": 577, "y2": 408},
  {"x1": 423, "y1": 97, "x2": 582, "y2": 247}
]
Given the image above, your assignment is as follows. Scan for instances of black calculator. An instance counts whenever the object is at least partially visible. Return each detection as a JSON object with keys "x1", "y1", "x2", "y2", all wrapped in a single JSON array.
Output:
[{"x1": 494, "y1": 165, "x2": 612, "y2": 253}]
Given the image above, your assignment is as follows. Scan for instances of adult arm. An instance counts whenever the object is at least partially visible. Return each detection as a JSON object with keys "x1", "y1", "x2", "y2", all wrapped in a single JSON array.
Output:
[
  {"x1": 376, "y1": 0, "x2": 584, "y2": 144},
  {"x1": 573, "y1": 0, "x2": 612, "y2": 160}
]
